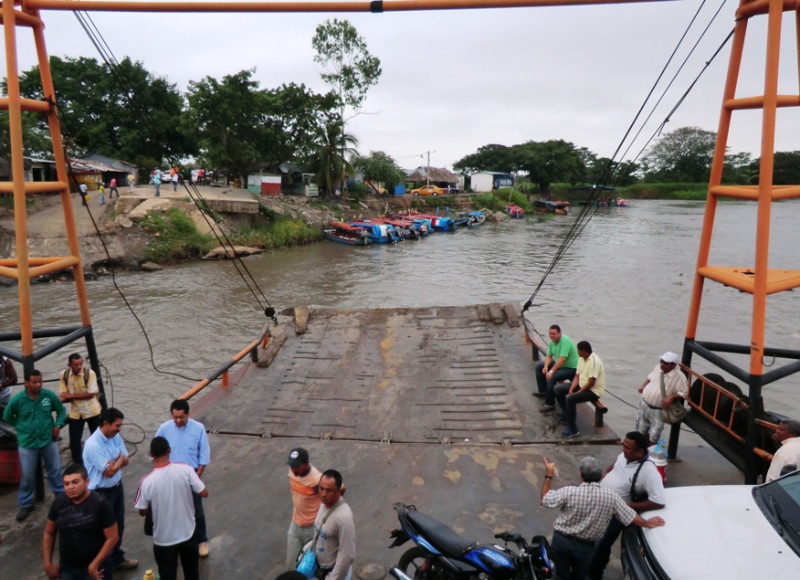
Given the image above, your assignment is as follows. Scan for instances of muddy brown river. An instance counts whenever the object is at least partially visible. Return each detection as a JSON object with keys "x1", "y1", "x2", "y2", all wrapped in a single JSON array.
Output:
[{"x1": 1, "y1": 200, "x2": 799, "y2": 432}]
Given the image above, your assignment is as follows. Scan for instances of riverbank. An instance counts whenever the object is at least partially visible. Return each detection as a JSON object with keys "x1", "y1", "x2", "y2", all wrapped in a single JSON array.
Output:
[{"x1": 0, "y1": 186, "x2": 479, "y2": 281}]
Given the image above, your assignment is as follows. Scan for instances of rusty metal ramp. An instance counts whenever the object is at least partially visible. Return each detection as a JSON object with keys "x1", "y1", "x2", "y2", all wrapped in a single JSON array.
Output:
[{"x1": 199, "y1": 304, "x2": 618, "y2": 444}]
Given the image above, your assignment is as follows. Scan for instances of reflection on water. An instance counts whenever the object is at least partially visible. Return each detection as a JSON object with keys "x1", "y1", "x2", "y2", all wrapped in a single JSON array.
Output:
[{"x1": 1, "y1": 201, "x2": 799, "y2": 428}]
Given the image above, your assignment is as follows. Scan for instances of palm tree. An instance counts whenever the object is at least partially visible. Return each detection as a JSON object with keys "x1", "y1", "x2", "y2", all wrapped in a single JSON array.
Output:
[{"x1": 315, "y1": 119, "x2": 358, "y2": 195}]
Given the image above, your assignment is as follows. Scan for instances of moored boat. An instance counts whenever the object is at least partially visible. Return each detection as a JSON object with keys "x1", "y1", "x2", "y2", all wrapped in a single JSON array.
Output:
[
  {"x1": 505, "y1": 204, "x2": 525, "y2": 218},
  {"x1": 408, "y1": 213, "x2": 456, "y2": 232},
  {"x1": 533, "y1": 199, "x2": 571, "y2": 215},
  {"x1": 376, "y1": 218, "x2": 424, "y2": 240},
  {"x1": 323, "y1": 221, "x2": 372, "y2": 246},
  {"x1": 348, "y1": 220, "x2": 402, "y2": 243}
]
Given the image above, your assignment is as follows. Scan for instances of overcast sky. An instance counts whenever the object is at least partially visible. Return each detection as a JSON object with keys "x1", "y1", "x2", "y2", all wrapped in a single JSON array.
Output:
[{"x1": 5, "y1": 1, "x2": 799, "y2": 171}]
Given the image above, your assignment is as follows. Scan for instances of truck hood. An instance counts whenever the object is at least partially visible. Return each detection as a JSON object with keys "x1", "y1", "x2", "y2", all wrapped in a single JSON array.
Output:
[{"x1": 639, "y1": 485, "x2": 800, "y2": 578}]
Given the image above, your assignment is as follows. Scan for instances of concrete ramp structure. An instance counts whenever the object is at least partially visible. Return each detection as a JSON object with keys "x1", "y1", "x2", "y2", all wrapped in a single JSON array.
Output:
[{"x1": 199, "y1": 304, "x2": 617, "y2": 445}]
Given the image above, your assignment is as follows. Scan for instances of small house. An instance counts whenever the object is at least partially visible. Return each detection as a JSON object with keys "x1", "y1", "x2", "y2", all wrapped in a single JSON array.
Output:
[{"x1": 470, "y1": 171, "x2": 515, "y2": 193}]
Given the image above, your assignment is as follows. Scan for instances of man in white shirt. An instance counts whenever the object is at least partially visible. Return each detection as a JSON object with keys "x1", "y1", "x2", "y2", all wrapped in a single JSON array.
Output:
[
  {"x1": 635, "y1": 351, "x2": 688, "y2": 445},
  {"x1": 588, "y1": 431, "x2": 666, "y2": 579},
  {"x1": 766, "y1": 420, "x2": 800, "y2": 482},
  {"x1": 135, "y1": 436, "x2": 208, "y2": 580}
]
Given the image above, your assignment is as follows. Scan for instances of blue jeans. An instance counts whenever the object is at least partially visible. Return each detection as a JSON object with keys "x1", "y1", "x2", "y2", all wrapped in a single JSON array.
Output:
[
  {"x1": 588, "y1": 517, "x2": 625, "y2": 579},
  {"x1": 94, "y1": 484, "x2": 126, "y2": 566},
  {"x1": 535, "y1": 361, "x2": 577, "y2": 407},
  {"x1": 18, "y1": 442, "x2": 63, "y2": 507},
  {"x1": 193, "y1": 490, "x2": 207, "y2": 543},
  {"x1": 59, "y1": 560, "x2": 112, "y2": 580},
  {"x1": 551, "y1": 530, "x2": 596, "y2": 580},
  {"x1": 554, "y1": 384, "x2": 599, "y2": 431}
]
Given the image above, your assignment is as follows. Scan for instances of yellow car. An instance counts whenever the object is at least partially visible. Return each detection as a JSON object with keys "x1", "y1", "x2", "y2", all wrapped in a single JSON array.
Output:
[{"x1": 410, "y1": 184, "x2": 446, "y2": 197}]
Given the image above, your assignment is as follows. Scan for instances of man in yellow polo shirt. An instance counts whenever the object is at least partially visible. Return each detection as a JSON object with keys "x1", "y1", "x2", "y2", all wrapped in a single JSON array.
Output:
[
  {"x1": 286, "y1": 448, "x2": 322, "y2": 569},
  {"x1": 554, "y1": 341, "x2": 605, "y2": 438},
  {"x1": 59, "y1": 353, "x2": 102, "y2": 465}
]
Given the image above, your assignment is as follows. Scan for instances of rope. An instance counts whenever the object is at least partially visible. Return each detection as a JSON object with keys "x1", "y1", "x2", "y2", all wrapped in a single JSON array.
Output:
[
  {"x1": 72, "y1": 10, "x2": 276, "y2": 319},
  {"x1": 522, "y1": 0, "x2": 732, "y2": 313}
]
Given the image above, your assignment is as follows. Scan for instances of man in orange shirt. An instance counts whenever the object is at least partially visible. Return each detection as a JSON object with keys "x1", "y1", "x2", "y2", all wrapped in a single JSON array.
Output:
[{"x1": 286, "y1": 448, "x2": 321, "y2": 569}]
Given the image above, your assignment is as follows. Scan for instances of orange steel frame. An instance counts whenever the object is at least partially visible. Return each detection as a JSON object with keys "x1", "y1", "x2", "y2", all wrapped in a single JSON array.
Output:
[
  {"x1": 1, "y1": 0, "x2": 799, "y2": 480},
  {"x1": 677, "y1": 0, "x2": 800, "y2": 483}
]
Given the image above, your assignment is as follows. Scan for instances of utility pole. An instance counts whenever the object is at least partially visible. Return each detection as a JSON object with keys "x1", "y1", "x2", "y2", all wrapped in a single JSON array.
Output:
[{"x1": 425, "y1": 150, "x2": 435, "y2": 186}]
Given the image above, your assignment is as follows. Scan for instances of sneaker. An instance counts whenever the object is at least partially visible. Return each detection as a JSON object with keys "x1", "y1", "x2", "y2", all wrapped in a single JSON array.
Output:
[
  {"x1": 15, "y1": 505, "x2": 34, "y2": 522},
  {"x1": 199, "y1": 542, "x2": 210, "y2": 557},
  {"x1": 539, "y1": 405, "x2": 555, "y2": 413},
  {"x1": 114, "y1": 559, "x2": 139, "y2": 571},
  {"x1": 562, "y1": 428, "x2": 580, "y2": 438}
]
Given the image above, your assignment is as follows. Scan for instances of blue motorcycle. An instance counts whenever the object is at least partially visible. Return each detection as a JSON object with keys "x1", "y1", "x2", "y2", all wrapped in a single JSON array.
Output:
[{"x1": 389, "y1": 503, "x2": 554, "y2": 580}]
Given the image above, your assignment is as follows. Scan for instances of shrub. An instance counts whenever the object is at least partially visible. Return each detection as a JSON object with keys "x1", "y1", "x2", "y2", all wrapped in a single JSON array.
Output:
[{"x1": 143, "y1": 208, "x2": 214, "y2": 263}]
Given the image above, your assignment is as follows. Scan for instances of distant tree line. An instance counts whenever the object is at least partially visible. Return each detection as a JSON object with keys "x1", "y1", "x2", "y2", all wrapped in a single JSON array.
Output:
[
  {"x1": 1, "y1": 19, "x2": 386, "y2": 195},
  {"x1": 454, "y1": 127, "x2": 800, "y2": 193}
]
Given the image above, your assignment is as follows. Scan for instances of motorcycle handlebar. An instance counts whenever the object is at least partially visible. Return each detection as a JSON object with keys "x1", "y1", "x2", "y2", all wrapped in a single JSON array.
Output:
[{"x1": 494, "y1": 532, "x2": 525, "y2": 545}]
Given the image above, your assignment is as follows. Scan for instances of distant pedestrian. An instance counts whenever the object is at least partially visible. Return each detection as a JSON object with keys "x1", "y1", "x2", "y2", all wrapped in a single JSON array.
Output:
[
  {"x1": 153, "y1": 169, "x2": 162, "y2": 197},
  {"x1": 79, "y1": 182, "x2": 89, "y2": 206},
  {"x1": 135, "y1": 436, "x2": 209, "y2": 580},
  {"x1": 43, "y1": 464, "x2": 118, "y2": 580},
  {"x1": 109, "y1": 177, "x2": 119, "y2": 198},
  {"x1": 155, "y1": 399, "x2": 211, "y2": 558},
  {"x1": 285, "y1": 447, "x2": 322, "y2": 569},
  {"x1": 83, "y1": 407, "x2": 138, "y2": 571},
  {"x1": 59, "y1": 352, "x2": 102, "y2": 466},
  {"x1": 127, "y1": 173, "x2": 135, "y2": 192},
  {"x1": 171, "y1": 167, "x2": 180, "y2": 191},
  {"x1": 2, "y1": 369, "x2": 67, "y2": 522}
]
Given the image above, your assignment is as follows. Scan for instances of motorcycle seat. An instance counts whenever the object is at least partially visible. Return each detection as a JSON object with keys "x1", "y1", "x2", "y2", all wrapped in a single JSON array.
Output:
[{"x1": 407, "y1": 510, "x2": 476, "y2": 559}]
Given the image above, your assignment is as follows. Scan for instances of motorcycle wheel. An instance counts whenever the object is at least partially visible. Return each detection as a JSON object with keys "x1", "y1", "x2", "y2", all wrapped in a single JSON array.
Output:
[{"x1": 398, "y1": 546, "x2": 446, "y2": 580}]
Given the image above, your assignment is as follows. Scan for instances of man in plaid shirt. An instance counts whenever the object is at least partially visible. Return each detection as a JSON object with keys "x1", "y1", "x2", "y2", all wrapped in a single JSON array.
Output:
[{"x1": 541, "y1": 456, "x2": 665, "y2": 579}]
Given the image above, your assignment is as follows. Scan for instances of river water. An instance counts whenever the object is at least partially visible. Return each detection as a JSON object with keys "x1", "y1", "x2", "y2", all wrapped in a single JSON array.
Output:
[{"x1": 2, "y1": 200, "x2": 800, "y2": 434}]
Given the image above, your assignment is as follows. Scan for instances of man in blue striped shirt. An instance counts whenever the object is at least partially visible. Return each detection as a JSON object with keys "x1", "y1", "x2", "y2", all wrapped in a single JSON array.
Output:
[{"x1": 156, "y1": 399, "x2": 211, "y2": 557}]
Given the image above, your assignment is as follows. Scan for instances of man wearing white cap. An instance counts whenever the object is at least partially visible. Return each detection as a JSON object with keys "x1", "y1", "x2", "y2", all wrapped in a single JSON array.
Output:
[{"x1": 635, "y1": 352, "x2": 688, "y2": 445}]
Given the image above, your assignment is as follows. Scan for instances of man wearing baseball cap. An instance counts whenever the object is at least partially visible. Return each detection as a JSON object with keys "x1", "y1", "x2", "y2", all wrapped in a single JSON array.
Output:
[
  {"x1": 635, "y1": 351, "x2": 689, "y2": 445},
  {"x1": 286, "y1": 448, "x2": 322, "y2": 569}
]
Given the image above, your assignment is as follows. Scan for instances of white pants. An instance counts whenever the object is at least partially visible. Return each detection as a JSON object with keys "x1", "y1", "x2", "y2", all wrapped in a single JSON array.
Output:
[{"x1": 287, "y1": 521, "x2": 315, "y2": 570}]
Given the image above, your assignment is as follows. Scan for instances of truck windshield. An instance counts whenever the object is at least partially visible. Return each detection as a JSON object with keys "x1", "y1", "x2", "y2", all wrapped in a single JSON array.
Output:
[{"x1": 754, "y1": 472, "x2": 800, "y2": 555}]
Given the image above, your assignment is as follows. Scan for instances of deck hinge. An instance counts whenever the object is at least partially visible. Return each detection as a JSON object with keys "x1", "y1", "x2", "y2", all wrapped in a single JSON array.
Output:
[
  {"x1": 439, "y1": 436, "x2": 451, "y2": 445},
  {"x1": 261, "y1": 431, "x2": 272, "y2": 439},
  {"x1": 380, "y1": 430, "x2": 392, "y2": 444},
  {"x1": 501, "y1": 438, "x2": 512, "y2": 447},
  {"x1": 321, "y1": 431, "x2": 333, "y2": 440}
]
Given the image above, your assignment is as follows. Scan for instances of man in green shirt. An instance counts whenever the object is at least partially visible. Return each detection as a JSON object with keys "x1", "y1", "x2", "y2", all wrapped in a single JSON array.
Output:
[
  {"x1": 2, "y1": 369, "x2": 67, "y2": 521},
  {"x1": 534, "y1": 324, "x2": 579, "y2": 412}
]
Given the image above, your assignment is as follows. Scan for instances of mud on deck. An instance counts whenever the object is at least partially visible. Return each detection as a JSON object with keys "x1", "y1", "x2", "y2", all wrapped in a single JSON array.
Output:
[{"x1": 199, "y1": 304, "x2": 617, "y2": 444}]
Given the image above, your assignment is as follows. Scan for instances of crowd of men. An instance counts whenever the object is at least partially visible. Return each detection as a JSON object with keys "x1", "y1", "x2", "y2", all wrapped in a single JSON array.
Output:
[
  {"x1": 4, "y1": 338, "x2": 800, "y2": 579},
  {"x1": 1, "y1": 355, "x2": 356, "y2": 580}
]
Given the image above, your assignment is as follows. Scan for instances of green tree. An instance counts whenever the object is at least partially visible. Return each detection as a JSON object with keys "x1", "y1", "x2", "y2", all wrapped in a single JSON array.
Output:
[
  {"x1": 641, "y1": 126, "x2": 717, "y2": 182},
  {"x1": 746, "y1": 151, "x2": 800, "y2": 185},
  {"x1": 722, "y1": 151, "x2": 755, "y2": 184},
  {"x1": 453, "y1": 144, "x2": 514, "y2": 173},
  {"x1": 186, "y1": 70, "x2": 281, "y2": 181},
  {"x1": 7, "y1": 56, "x2": 191, "y2": 166},
  {"x1": 353, "y1": 151, "x2": 405, "y2": 188},
  {"x1": 312, "y1": 19, "x2": 382, "y2": 125},
  {"x1": 512, "y1": 140, "x2": 586, "y2": 193},
  {"x1": 313, "y1": 120, "x2": 358, "y2": 195},
  {"x1": 270, "y1": 83, "x2": 339, "y2": 167}
]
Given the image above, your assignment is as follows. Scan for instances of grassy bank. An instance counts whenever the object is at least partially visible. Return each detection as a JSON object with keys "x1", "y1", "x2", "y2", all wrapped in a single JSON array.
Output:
[
  {"x1": 142, "y1": 208, "x2": 215, "y2": 263},
  {"x1": 230, "y1": 217, "x2": 323, "y2": 249},
  {"x1": 548, "y1": 182, "x2": 709, "y2": 201}
]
